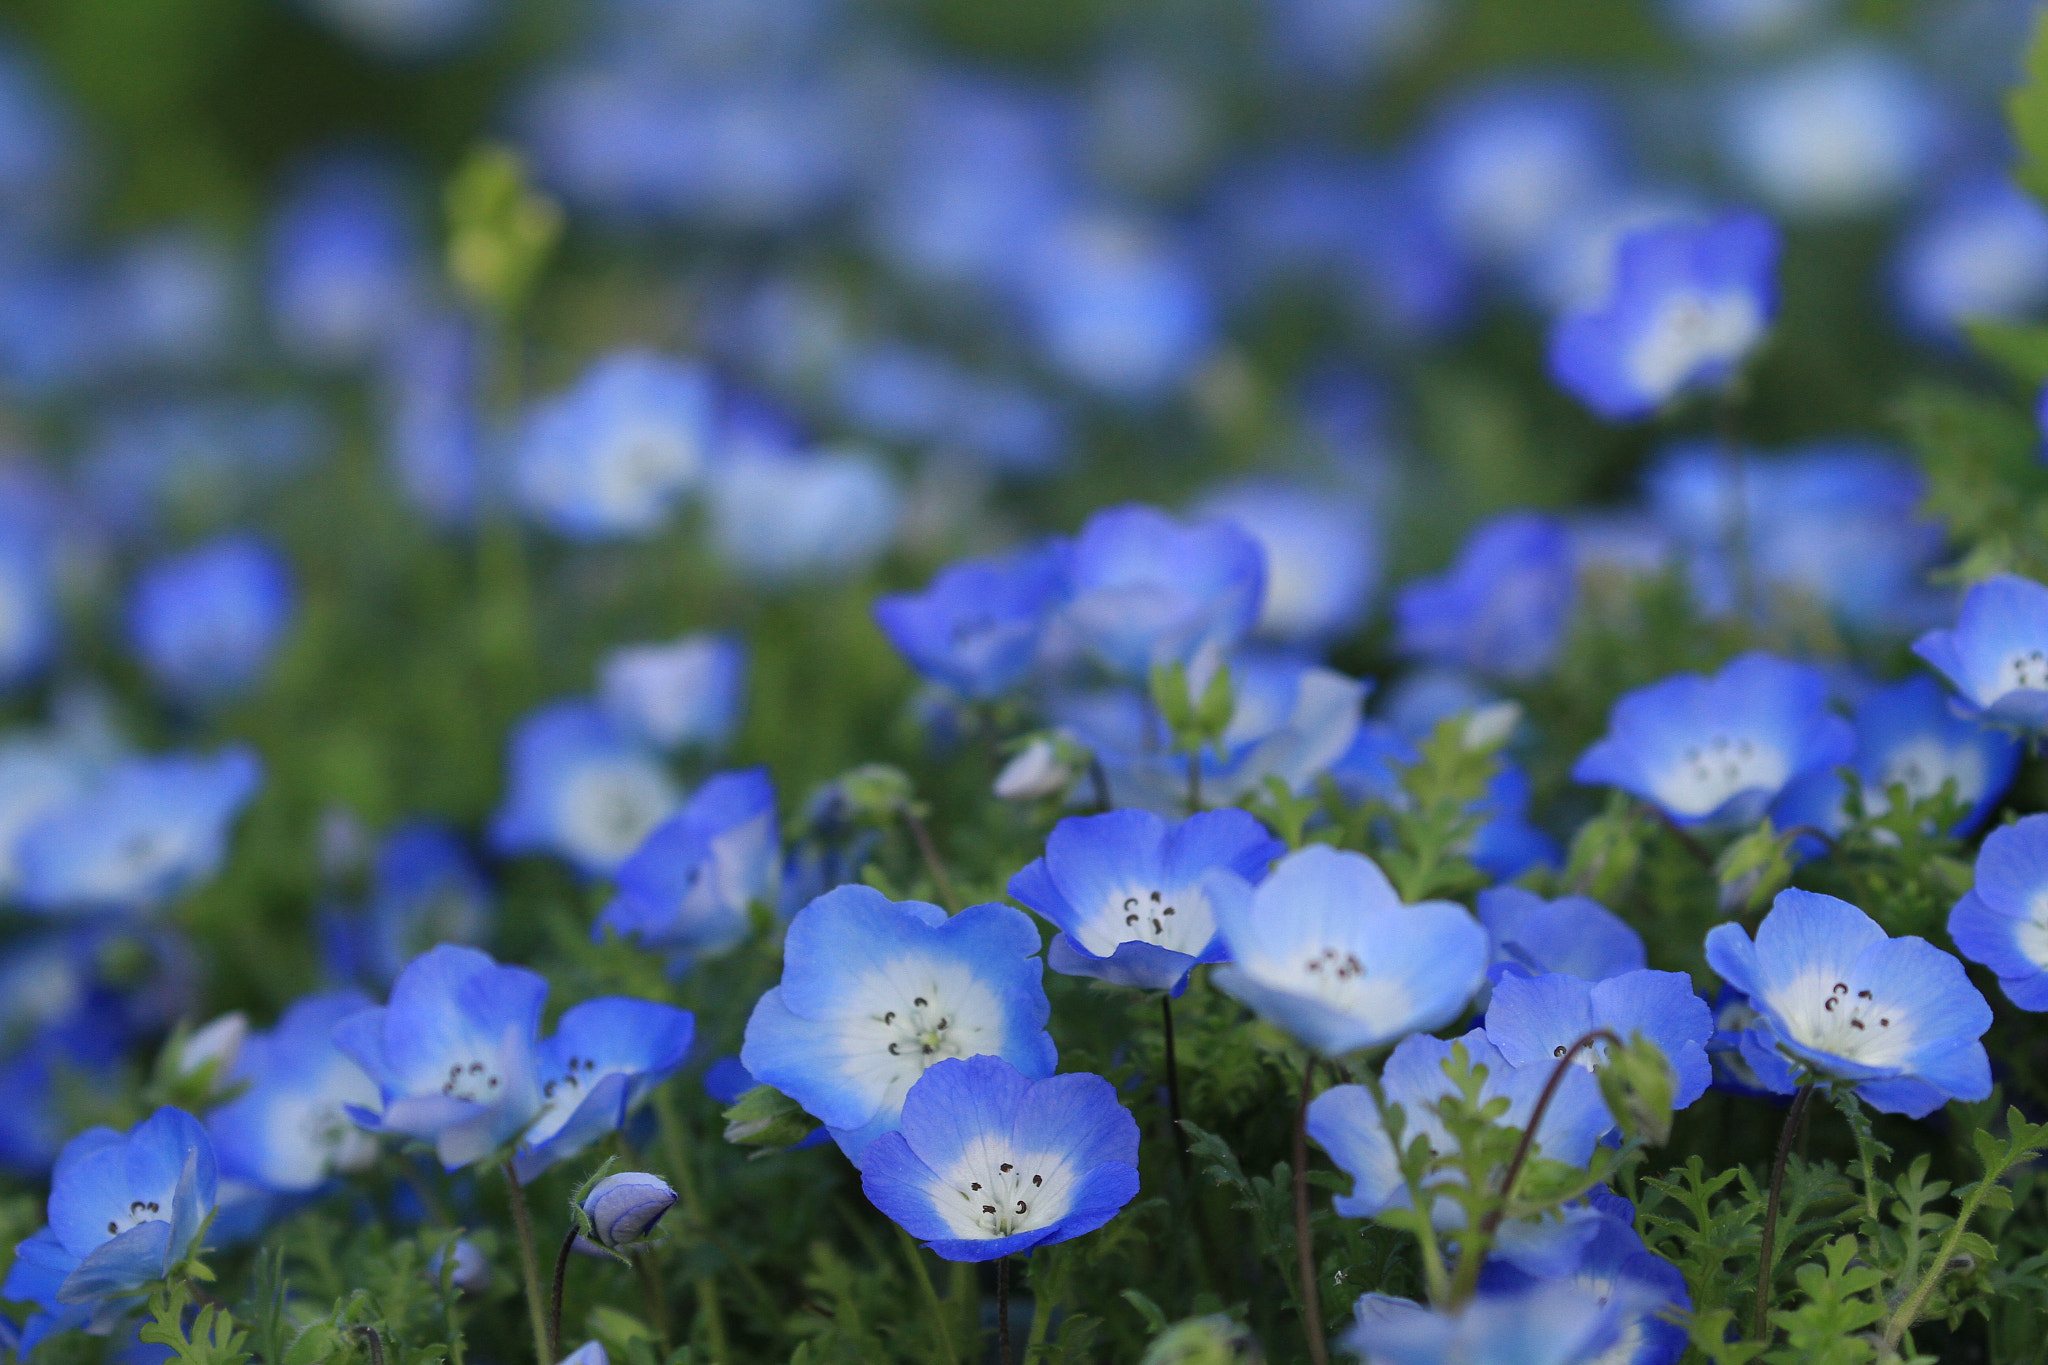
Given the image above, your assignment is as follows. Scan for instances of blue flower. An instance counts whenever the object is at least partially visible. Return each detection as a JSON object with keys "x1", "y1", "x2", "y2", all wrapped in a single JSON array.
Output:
[
  {"x1": 1346, "y1": 1282, "x2": 1621, "y2": 1365},
  {"x1": 1705, "y1": 889, "x2": 1992, "y2": 1116},
  {"x1": 514, "y1": 350, "x2": 717, "y2": 541},
  {"x1": 1016, "y1": 208, "x2": 1215, "y2": 402},
  {"x1": 1475, "y1": 1188, "x2": 1690, "y2": 1365},
  {"x1": 1948, "y1": 814, "x2": 2048, "y2": 1010},
  {"x1": 1308, "y1": 1030, "x2": 1607, "y2": 1242},
  {"x1": 706, "y1": 442, "x2": 902, "y2": 583},
  {"x1": 380, "y1": 312, "x2": 481, "y2": 527},
  {"x1": 740, "y1": 885, "x2": 1057, "y2": 1163},
  {"x1": 1477, "y1": 887, "x2": 1646, "y2": 985},
  {"x1": 18, "y1": 746, "x2": 262, "y2": 917},
  {"x1": 1660, "y1": 0, "x2": 1827, "y2": 50},
  {"x1": 299, "y1": 0, "x2": 501, "y2": 60},
  {"x1": 0, "y1": 507, "x2": 56, "y2": 692},
  {"x1": 1894, "y1": 173, "x2": 2048, "y2": 341},
  {"x1": 1197, "y1": 479, "x2": 1380, "y2": 644},
  {"x1": 598, "y1": 768, "x2": 780, "y2": 961},
  {"x1": 1396, "y1": 512, "x2": 1576, "y2": 681},
  {"x1": 1008, "y1": 808, "x2": 1284, "y2": 994},
  {"x1": 489, "y1": 700, "x2": 680, "y2": 878},
  {"x1": 125, "y1": 535, "x2": 295, "y2": 705},
  {"x1": 362, "y1": 822, "x2": 493, "y2": 985},
  {"x1": 598, "y1": 633, "x2": 747, "y2": 751},
  {"x1": 859, "y1": 1054, "x2": 1139, "y2": 1262},
  {"x1": 1208, "y1": 844, "x2": 1489, "y2": 1056},
  {"x1": 1549, "y1": 210, "x2": 1779, "y2": 422},
  {"x1": 207, "y1": 992, "x2": 381, "y2": 1197},
  {"x1": 1485, "y1": 969, "x2": 1715, "y2": 1113},
  {"x1": 513, "y1": 997, "x2": 695, "y2": 1180},
  {"x1": 2, "y1": 1108, "x2": 217, "y2": 1351},
  {"x1": 1771, "y1": 675, "x2": 2019, "y2": 840},
  {"x1": 1913, "y1": 573, "x2": 2048, "y2": 730},
  {"x1": 265, "y1": 154, "x2": 421, "y2": 367},
  {"x1": 1571, "y1": 652, "x2": 1853, "y2": 829},
  {"x1": 1263, "y1": 0, "x2": 1448, "y2": 82},
  {"x1": 333, "y1": 944, "x2": 547, "y2": 1170},
  {"x1": 873, "y1": 539, "x2": 1071, "y2": 700},
  {"x1": 1059, "y1": 503, "x2": 1266, "y2": 678}
]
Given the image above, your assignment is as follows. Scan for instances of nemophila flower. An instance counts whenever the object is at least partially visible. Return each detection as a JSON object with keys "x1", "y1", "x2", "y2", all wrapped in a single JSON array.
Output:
[
  {"x1": 1718, "y1": 44, "x2": 1942, "y2": 222},
  {"x1": 598, "y1": 633, "x2": 747, "y2": 752},
  {"x1": 581, "y1": 1172, "x2": 677, "y2": 1250},
  {"x1": 333, "y1": 944, "x2": 546, "y2": 1169},
  {"x1": 1347, "y1": 1281, "x2": 1618, "y2": 1365},
  {"x1": 427, "y1": 1238, "x2": 489, "y2": 1293},
  {"x1": 1016, "y1": 208, "x2": 1215, "y2": 403},
  {"x1": 513, "y1": 996, "x2": 695, "y2": 1179},
  {"x1": 1008, "y1": 808, "x2": 1284, "y2": 994},
  {"x1": 1475, "y1": 1188, "x2": 1690, "y2": 1365},
  {"x1": 2, "y1": 1108, "x2": 217, "y2": 1350},
  {"x1": 97, "y1": 228, "x2": 236, "y2": 378},
  {"x1": 381, "y1": 312, "x2": 481, "y2": 527},
  {"x1": 1772, "y1": 675, "x2": 2018, "y2": 841},
  {"x1": 125, "y1": 535, "x2": 295, "y2": 705},
  {"x1": 1207, "y1": 844, "x2": 1488, "y2": 1056},
  {"x1": 598, "y1": 768, "x2": 780, "y2": 962},
  {"x1": 859, "y1": 1054, "x2": 1139, "y2": 1262},
  {"x1": 514, "y1": 351, "x2": 717, "y2": 541},
  {"x1": 1949, "y1": 815, "x2": 2048, "y2": 1010},
  {"x1": 1264, "y1": 0, "x2": 1447, "y2": 82},
  {"x1": 1705, "y1": 986, "x2": 1777, "y2": 1099},
  {"x1": 706, "y1": 444, "x2": 901, "y2": 583},
  {"x1": 1416, "y1": 79, "x2": 1621, "y2": 270},
  {"x1": 1478, "y1": 886, "x2": 1646, "y2": 985},
  {"x1": 297, "y1": 0, "x2": 500, "y2": 60},
  {"x1": 1485, "y1": 969, "x2": 1715, "y2": 1113},
  {"x1": 1895, "y1": 174, "x2": 2048, "y2": 341},
  {"x1": 1705, "y1": 888, "x2": 1992, "y2": 1116},
  {"x1": 1060, "y1": 503, "x2": 1265, "y2": 678},
  {"x1": 207, "y1": 992, "x2": 380, "y2": 1198},
  {"x1": 1198, "y1": 479, "x2": 1379, "y2": 643},
  {"x1": 0, "y1": 514, "x2": 55, "y2": 692},
  {"x1": 1470, "y1": 765, "x2": 1563, "y2": 884},
  {"x1": 1396, "y1": 512, "x2": 1576, "y2": 681},
  {"x1": 1308, "y1": 1031, "x2": 1607, "y2": 1250},
  {"x1": 873, "y1": 539, "x2": 1071, "y2": 700},
  {"x1": 1548, "y1": 211, "x2": 1779, "y2": 423},
  {"x1": 740, "y1": 884, "x2": 1056, "y2": 1162},
  {"x1": 1521, "y1": 189, "x2": 1703, "y2": 316},
  {"x1": 1571, "y1": 652, "x2": 1852, "y2": 829},
  {"x1": 265, "y1": 154, "x2": 421, "y2": 368},
  {"x1": 0, "y1": 713, "x2": 116, "y2": 899},
  {"x1": 17, "y1": 746, "x2": 262, "y2": 917},
  {"x1": 361, "y1": 822, "x2": 493, "y2": 985},
  {"x1": 1661, "y1": 0, "x2": 1829, "y2": 51},
  {"x1": 489, "y1": 700, "x2": 679, "y2": 878},
  {"x1": 1913, "y1": 574, "x2": 2048, "y2": 730}
]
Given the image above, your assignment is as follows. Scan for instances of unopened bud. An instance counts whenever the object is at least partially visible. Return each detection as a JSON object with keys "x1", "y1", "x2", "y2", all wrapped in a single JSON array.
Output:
[
  {"x1": 1715, "y1": 822, "x2": 1794, "y2": 916},
  {"x1": 1138, "y1": 1314, "x2": 1262, "y2": 1365},
  {"x1": 1460, "y1": 702, "x2": 1521, "y2": 753},
  {"x1": 580, "y1": 1172, "x2": 678, "y2": 1249},
  {"x1": 994, "y1": 735, "x2": 1079, "y2": 801},
  {"x1": 722, "y1": 1083, "x2": 822, "y2": 1150},
  {"x1": 1598, "y1": 1033, "x2": 1675, "y2": 1146}
]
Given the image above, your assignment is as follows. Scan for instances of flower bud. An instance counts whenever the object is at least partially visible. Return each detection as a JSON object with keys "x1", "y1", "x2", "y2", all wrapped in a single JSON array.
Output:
[
  {"x1": 580, "y1": 1172, "x2": 678, "y2": 1249},
  {"x1": 555, "y1": 1343, "x2": 608, "y2": 1365},
  {"x1": 1597, "y1": 1033, "x2": 1676, "y2": 1147},
  {"x1": 993, "y1": 734, "x2": 1080, "y2": 801},
  {"x1": 721, "y1": 1083, "x2": 822, "y2": 1150},
  {"x1": 1714, "y1": 821, "x2": 1795, "y2": 916},
  {"x1": 177, "y1": 1012, "x2": 249, "y2": 1079}
]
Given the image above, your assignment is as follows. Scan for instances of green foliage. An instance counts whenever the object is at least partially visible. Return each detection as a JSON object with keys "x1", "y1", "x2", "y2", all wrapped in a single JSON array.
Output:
[
  {"x1": 444, "y1": 144, "x2": 563, "y2": 319},
  {"x1": 139, "y1": 1281, "x2": 250, "y2": 1365}
]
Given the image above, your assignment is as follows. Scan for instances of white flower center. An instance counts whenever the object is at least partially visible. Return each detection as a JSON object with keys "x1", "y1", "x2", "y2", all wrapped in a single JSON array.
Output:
[
  {"x1": 558, "y1": 762, "x2": 674, "y2": 869},
  {"x1": 933, "y1": 1146, "x2": 1077, "y2": 1239},
  {"x1": 440, "y1": 1056, "x2": 507, "y2": 1103},
  {"x1": 829, "y1": 959, "x2": 1006, "y2": 1120},
  {"x1": 2001, "y1": 649, "x2": 2048, "y2": 693},
  {"x1": 1073, "y1": 883, "x2": 1214, "y2": 959},
  {"x1": 1651, "y1": 732, "x2": 1788, "y2": 818},
  {"x1": 1626, "y1": 288, "x2": 1764, "y2": 403},
  {"x1": 104, "y1": 1197, "x2": 166, "y2": 1239},
  {"x1": 527, "y1": 1053, "x2": 617, "y2": 1144},
  {"x1": 1778, "y1": 974, "x2": 1912, "y2": 1069}
]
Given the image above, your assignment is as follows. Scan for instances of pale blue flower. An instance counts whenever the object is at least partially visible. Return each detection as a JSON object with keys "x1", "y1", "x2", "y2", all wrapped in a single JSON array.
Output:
[
  {"x1": 489, "y1": 701, "x2": 680, "y2": 878},
  {"x1": 514, "y1": 351, "x2": 717, "y2": 541},
  {"x1": 207, "y1": 992, "x2": 381, "y2": 1197},
  {"x1": 598, "y1": 633, "x2": 747, "y2": 751},
  {"x1": 1949, "y1": 814, "x2": 2048, "y2": 1010},
  {"x1": 1484, "y1": 969, "x2": 1716, "y2": 1112},
  {"x1": 598, "y1": 768, "x2": 780, "y2": 961},
  {"x1": 1913, "y1": 574, "x2": 2048, "y2": 730}
]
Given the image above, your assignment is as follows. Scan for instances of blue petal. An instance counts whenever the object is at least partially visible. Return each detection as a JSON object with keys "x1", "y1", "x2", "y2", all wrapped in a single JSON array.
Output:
[
  {"x1": 1588, "y1": 971, "x2": 1715, "y2": 1109},
  {"x1": 55, "y1": 1221, "x2": 171, "y2": 1303},
  {"x1": 1045, "y1": 933, "x2": 1202, "y2": 994}
]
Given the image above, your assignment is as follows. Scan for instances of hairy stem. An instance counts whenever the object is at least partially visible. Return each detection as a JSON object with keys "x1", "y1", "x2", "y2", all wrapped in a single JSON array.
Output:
[
  {"x1": 548, "y1": 1227, "x2": 575, "y2": 1362},
  {"x1": 996, "y1": 1256, "x2": 1012, "y2": 1365},
  {"x1": 1883, "y1": 1160, "x2": 2008, "y2": 1350},
  {"x1": 902, "y1": 808, "x2": 960, "y2": 913},
  {"x1": 1754, "y1": 1084, "x2": 1816, "y2": 1343},
  {"x1": 1293, "y1": 1060, "x2": 1328, "y2": 1365},
  {"x1": 500, "y1": 1160, "x2": 554, "y2": 1365}
]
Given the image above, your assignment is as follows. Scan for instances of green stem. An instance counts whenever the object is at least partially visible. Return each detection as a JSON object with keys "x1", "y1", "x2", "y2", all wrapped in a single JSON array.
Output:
[
  {"x1": 1753, "y1": 1084, "x2": 1816, "y2": 1343},
  {"x1": 500, "y1": 1160, "x2": 555, "y2": 1365},
  {"x1": 1359, "y1": 1069, "x2": 1451, "y2": 1306},
  {"x1": 899, "y1": 1230, "x2": 959, "y2": 1365},
  {"x1": 1292, "y1": 1060, "x2": 1328, "y2": 1365},
  {"x1": 1883, "y1": 1164, "x2": 2008, "y2": 1350},
  {"x1": 1834, "y1": 1090, "x2": 1882, "y2": 1227}
]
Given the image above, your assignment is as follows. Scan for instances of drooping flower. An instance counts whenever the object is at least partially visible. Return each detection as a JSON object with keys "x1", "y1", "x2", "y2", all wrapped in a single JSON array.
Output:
[
  {"x1": 580, "y1": 1172, "x2": 678, "y2": 1250},
  {"x1": 740, "y1": 885, "x2": 1056, "y2": 1162},
  {"x1": 2, "y1": 1108, "x2": 217, "y2": 1350},
  {"x1": 1477, "y1": 886, "x2": 1647, "y2": 985},
  {"x1": 513, "y1": 997, "x2": 695, "y2": 1179},
  {"x1": 514, "y1": 350, "x2": 717, "y2": 541},
  {"x1": 597, "y1": 768, "x2": 780, "y2": 962},
  {"x1": 125, "y1": 535, "x2": 295, "y2": 705},
  {"x1": 1571, "y1": 652, "x2": 1853, "y2": 829},
  {"x1": 1008, "y1": 807, "x2": 1284, "y2": 994},
  {"x1": 1705, "y1": 888, "x2": 1992, "y2": 1116},
  {"x1": 1772, "y1": 675, "x2": 2019, "y2": 840},
  {"x1": 17, "y1": 746, "x2": 263, "y2": 918},
  {"x1": 333, "y1": 944, "x2": 546, "y2": 1170},
  {"x1": 597, "y1": 633, "x2": 748, "y2": 752},
  {"x1": 1308, "y1": 1031, "x2": 1608, "y2": 1261},
  {"x1": 489, "y1": 700, "x2": 680, "y2": 878},
  {"x1": 1395, "y1": 512, "x2": 1576, "y2": 681},
  {"x1": 1059, "y1": 503, "x2": 1265, "y2": 678},
  {"x1": 859, "y1": 1054, "x2": 1139, "y2": 1262},
  {"x1": 1207, "y1": 844, "x2": 1489, "y2": 1056},
  {"x1": 1948, "y1": 814, "x2": 2048, "y2": 1010},
  {"x1": 1549, "y1": 210, "x2": 1778, "y2": 423},
  {"x1": 873, "y1": 538, "x2": 1071, "y2": 700},
  {"x1": 207, "y1": 991, "x2": 380, "y2": 1198},
  {"x1": 1484, "y1": 969, "x2": 1716, "y2": 1113},
  {"x1": 1913, "y1": 573, "x2": 2048, "y2": 731}
]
